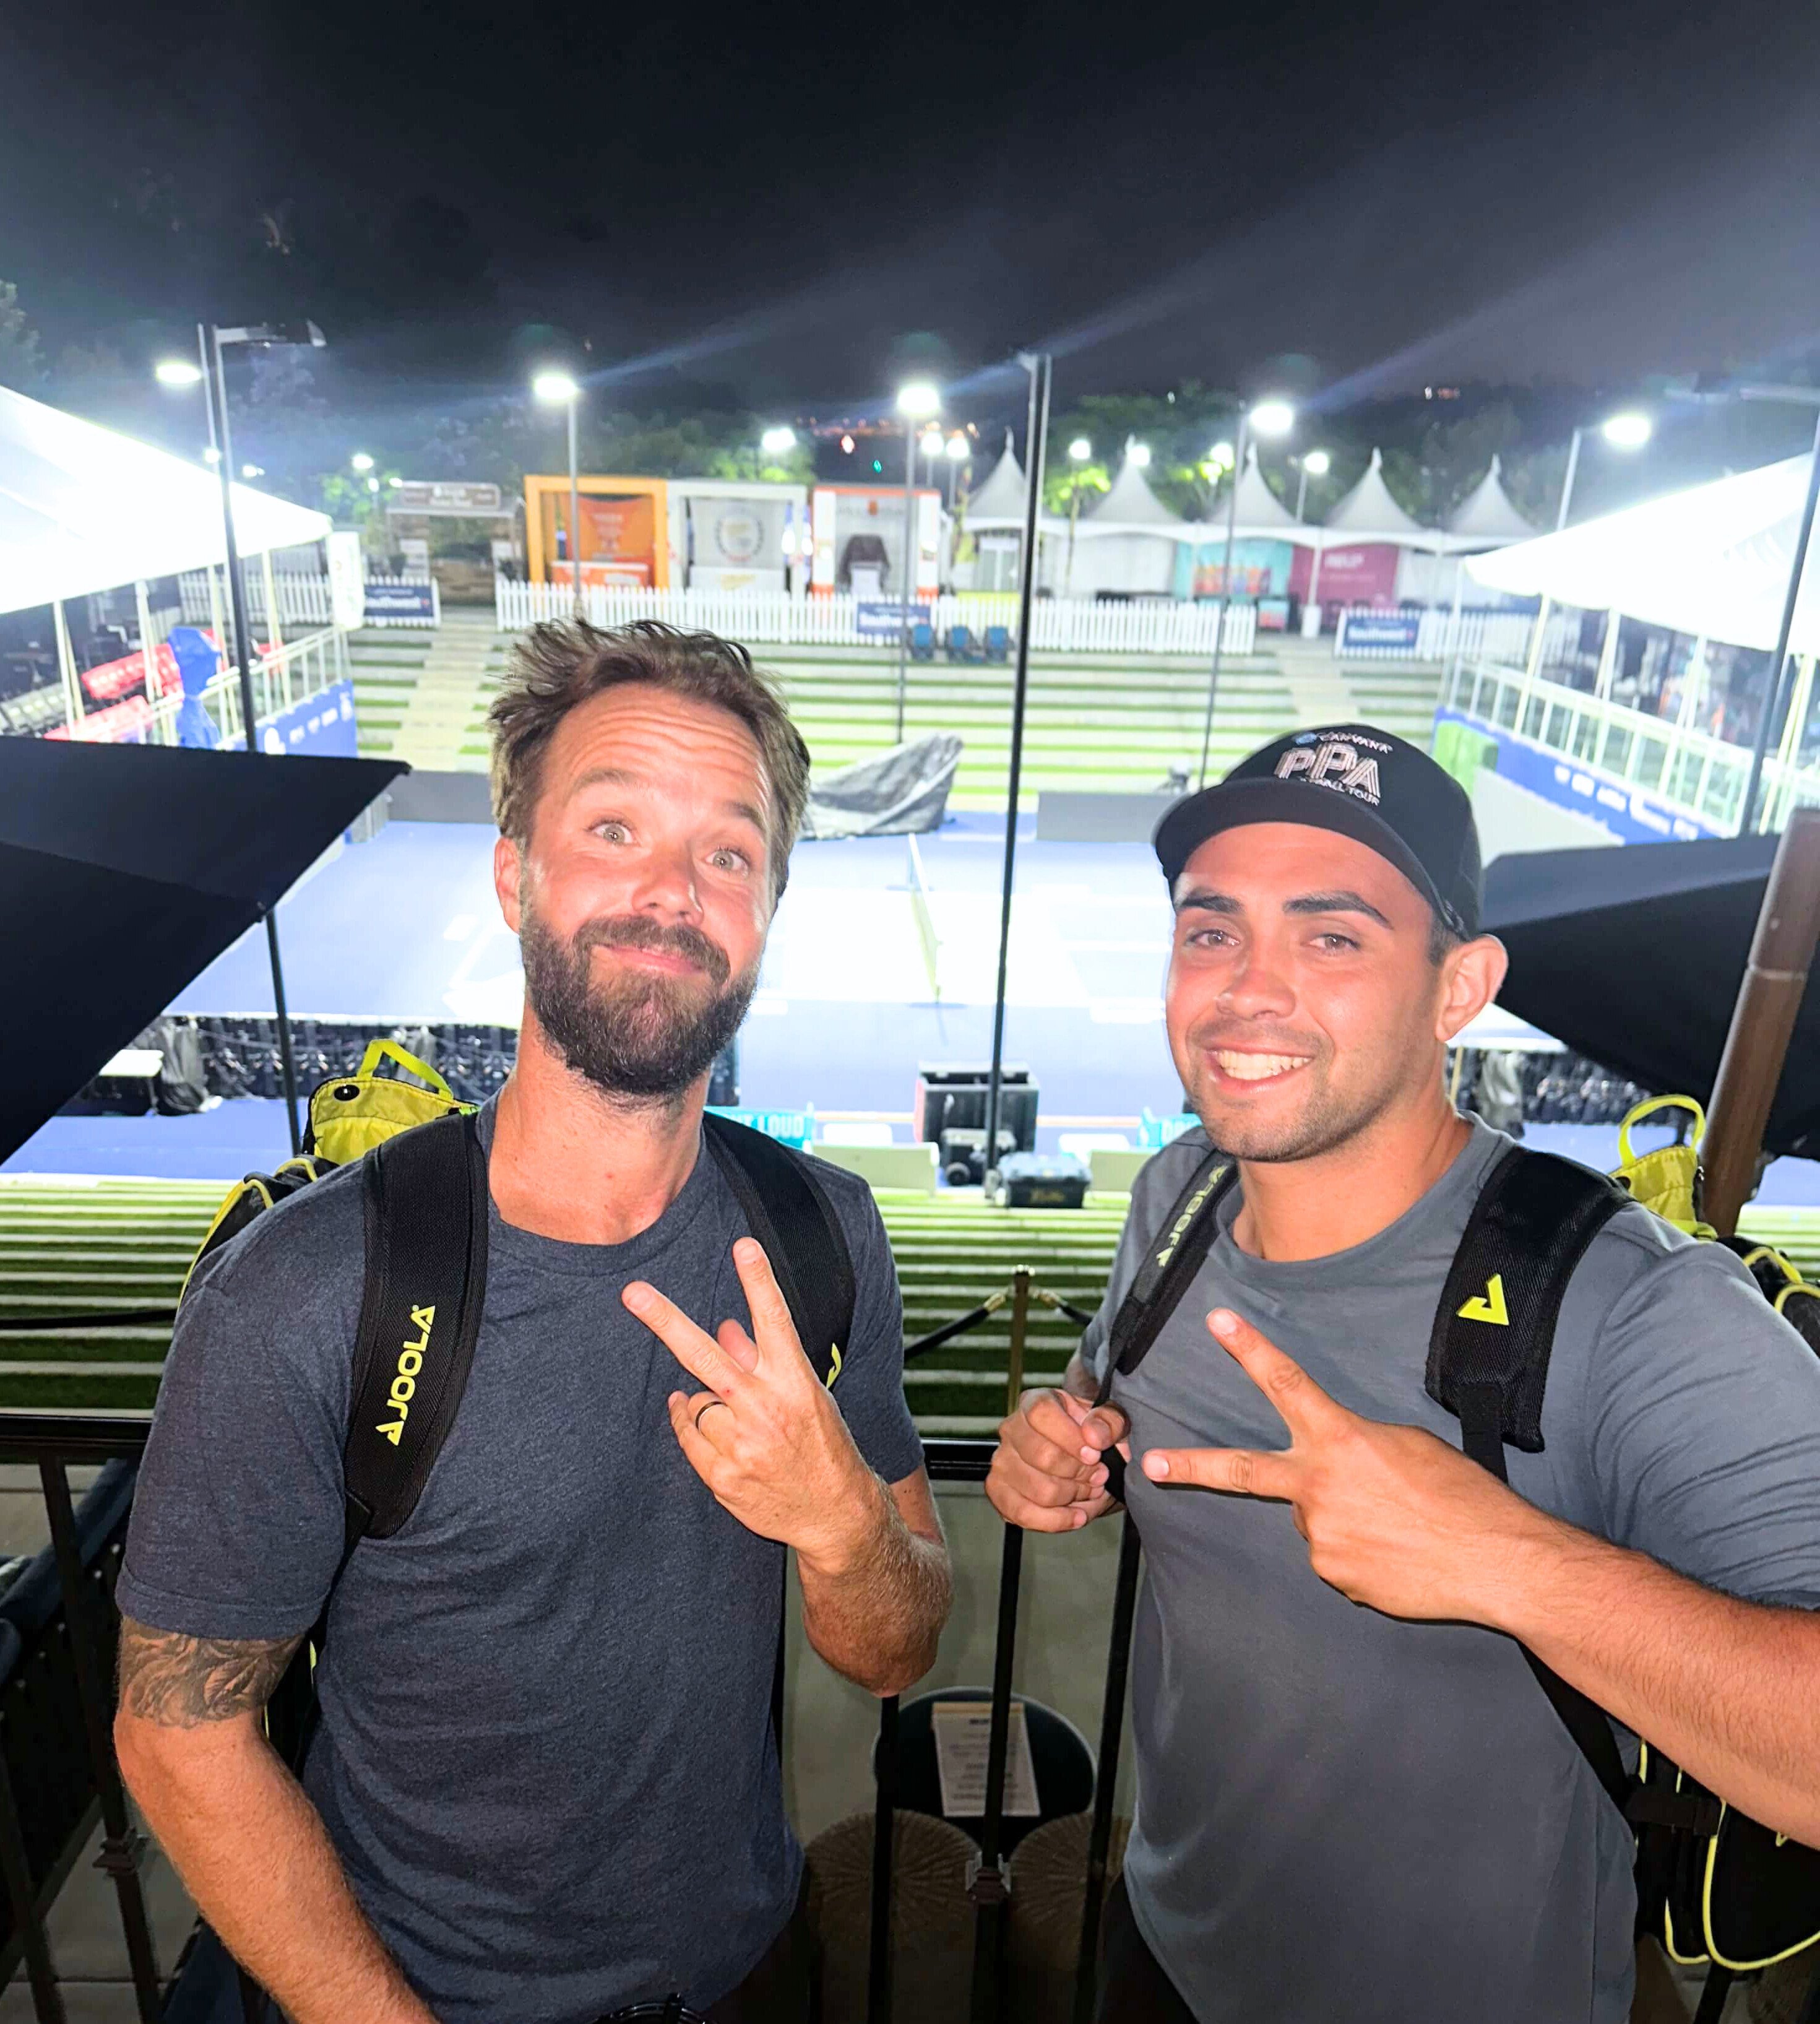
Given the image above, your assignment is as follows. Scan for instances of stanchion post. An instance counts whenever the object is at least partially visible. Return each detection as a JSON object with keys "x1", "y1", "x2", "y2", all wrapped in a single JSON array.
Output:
[
  {"x1": 1702, "y1": 807, "x2": 1820, "y2": 1236},
  {"x1": 1072, "y1": 1511, "x2": 1143, "y2": 2024},
  {"x1": 868, "y1": 1694, "x2": 900, "y2": 2024}
]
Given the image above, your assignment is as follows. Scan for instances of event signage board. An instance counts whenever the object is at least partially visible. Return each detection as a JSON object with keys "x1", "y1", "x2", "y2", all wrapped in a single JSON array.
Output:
[
  {"x1": 389, "y1": 481, "x2": 503, "y2": 516},
  {"x1": 363, "y1": 580, "x2": 438, "y2": 625},
  {"x1": 255, "y1": 680, "x2": 359, "y2": 759},
  {"x1": 1336, "y1": 611, "x2": 1423, "y2": 655},
  {"x1": 855, "y1": 600, "x2": 918, "y2": 638},
  {"x1": 326, "y1": 531, "x2": 366, "y2": 631},
  {"x1": 1431, "y1": 704, "x2": 1723, "y2": 845}
]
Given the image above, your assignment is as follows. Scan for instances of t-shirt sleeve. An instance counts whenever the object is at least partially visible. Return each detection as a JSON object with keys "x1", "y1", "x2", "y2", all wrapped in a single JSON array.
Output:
[
  {"x1": 1582, "y1": 1237, "x2": 1820, "y2": 1609},
  {"x1": 114, "y1": 1203, "x2": 359, "y2": 1642},
  {"x1": 827, "y1": 1184, "x2": 925, "y2": 1487}
]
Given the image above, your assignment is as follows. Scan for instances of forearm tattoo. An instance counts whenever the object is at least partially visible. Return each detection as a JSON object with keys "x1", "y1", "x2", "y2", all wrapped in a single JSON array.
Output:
[{"x1": 116, "y1": 1617, "x2": 304, "y2": 1727}]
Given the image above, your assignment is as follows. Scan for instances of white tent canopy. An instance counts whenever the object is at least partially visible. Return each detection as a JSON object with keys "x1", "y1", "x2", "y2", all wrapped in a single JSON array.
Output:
[
  {"x1": 964, "y1": 431, "x2": 1029, "y2": 526},
  {"x1": 1465, "y1": 453, "x2": 1820, "y2": 653},
  {"x1": 1207, "y1": 443, "x2": 1303, "y2": 533},
  {"x1": 1078, "y1": 441, "x2": 1186, "y2": 536},
  {"x1": 1448, "y1": 456, "x2": 1537, "y2": 542},
  {"x1": 1324, "y1": 446, "x2": 1429, "y2": 540},
  {"x1": 0, "y1": 386, "x2": 330, "y2": 616}
]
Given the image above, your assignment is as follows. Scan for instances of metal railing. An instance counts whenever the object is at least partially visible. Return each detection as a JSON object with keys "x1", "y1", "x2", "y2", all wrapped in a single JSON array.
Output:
[{"x1": 1441, "y1": 655, "x2": 1820, "y2": 836}]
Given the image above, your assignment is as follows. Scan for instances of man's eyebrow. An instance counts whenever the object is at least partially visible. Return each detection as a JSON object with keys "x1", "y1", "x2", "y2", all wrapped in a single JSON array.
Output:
[
  {"x1": 1283, "y1": 890, "x2": 1393, "y2": 928},
  {"x1": 1173, "y1": 886, "x2": 1241, "y2": 915},
  {"x1": 567, "y1": 766, "x2": 769, "y2": 837}
]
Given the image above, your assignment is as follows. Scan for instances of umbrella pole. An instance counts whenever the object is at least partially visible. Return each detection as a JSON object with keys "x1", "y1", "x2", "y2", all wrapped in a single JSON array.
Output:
[
  {"x1": 207, "y1": 326, "x2": 304, "y2": 1157},
  {"x1": 1701, "y1": 807, "x2": 1820, "y2": 1237}
]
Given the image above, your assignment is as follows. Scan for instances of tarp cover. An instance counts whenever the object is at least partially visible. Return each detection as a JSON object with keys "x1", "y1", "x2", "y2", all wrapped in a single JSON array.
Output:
[
  {"x1": 0, "y1": 385, "x2": 330, "y2": 615},
  {"x1": 1481, "y1": 831, "x2": 1820, "y2": 1154},
  {"x1": 800, "y1": 732, "x2": 962, "y2": 839},
  {"x1": 1465, "y1": 453, "x2": 1820, "y2": 652},
  {"x1": 0, "y1": 738, "x2": 405, "y2": 1162}
]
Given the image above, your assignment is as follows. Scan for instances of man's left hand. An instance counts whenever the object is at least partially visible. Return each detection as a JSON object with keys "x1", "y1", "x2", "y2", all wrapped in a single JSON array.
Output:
[
  {"x1": 1141, "y1": 1307, "x2": 1559, "y2": 1627},
  {"x1": 623, "y1": 1238, "x2": 880, "y2": 1576}
]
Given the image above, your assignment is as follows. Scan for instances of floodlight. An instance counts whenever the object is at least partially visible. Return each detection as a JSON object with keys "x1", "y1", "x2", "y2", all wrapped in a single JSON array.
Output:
[
  {"x1": 533, "y1": 370, "x2": 580, "y2": 405},
  {"x1": 202, "y1": 446, "x2": 222, "y2": 465},
  {"x1": 1304, "y1": 449, "x2": 1332, "y2": 475},
  {"x1": 350, "y1": 451, "x2": 375, "y2": 472},
  {"x1": 366, "y1": 476, "x2": 380, "y2": 493},
  {"x1": 840, "y1": 434, "x2": 855, "y2": 454},
  {"x1": 1208, "y1": 439, "x2": 1235, "y2": 469},
  {"x1": 760, "y1": 425, "x2": 796, "y2": 456},
  {"x1": 154, "y1": 358, "x2": 204, "y2": 387},
  {"x1": 1129, "y1": 442, "x2": 1153, "y2": 468},
  {"x1": 1069, "y1": 438, "x2": 1092, "y2": 462},
  {"x1": 946, "y1": 433, "x2": 969, "y2": 461},
  {"x1": 241, "y1": 464, "x2": 264, "y2": 478},
  {"x1": 1602, "y1": 411, "x2": 1652, "y2": 450},
  {"x1": 387, "y1": 474, "x2": 403, "y2": 488},
  {"x1": 895, "y1": 379, "x2": 941, "y2": 420},
  {"x1": 1248, "y1": 399, "x2": 1295, "y2": 438},
  {"x1": 920, "y1": 428, "x2": 944, "y2": 459}
]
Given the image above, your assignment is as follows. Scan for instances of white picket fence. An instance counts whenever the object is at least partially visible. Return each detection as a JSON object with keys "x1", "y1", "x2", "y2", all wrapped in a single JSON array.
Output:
[
  {"x1": 1334, "y1": 605, "x2": 1537, "y2": 664},
  {"x1": 179, "y1": 570, "x2": 335, "y2": 627},
  {"x1": 493, "y1": 580, "x2": 1257, "y2": 657}
]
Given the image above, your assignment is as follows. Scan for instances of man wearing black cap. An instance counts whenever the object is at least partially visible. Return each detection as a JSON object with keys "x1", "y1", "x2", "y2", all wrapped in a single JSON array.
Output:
[{"x1": 988, "y1": 725, "x2": 1820, "y2": 2023}]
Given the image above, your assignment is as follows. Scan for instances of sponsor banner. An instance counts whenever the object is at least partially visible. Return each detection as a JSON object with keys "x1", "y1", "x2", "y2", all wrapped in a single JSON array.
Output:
[
  {"x1": 327, "y1": 531, "x2": 366, "y2": 630},
  {"x1": 254, "y1": 680, "x2": 360, "y2": 759},
  {"x1": 1337, "y1": 610, "x2": 1423, "y2": 655},
  {"x1": 390, "y1": 480, "x2": 503, "y2": 515},
  {"x1": 706, "y1": 1105, "x2": 814, "y2": 1148},
  {"x1": 1432, "y1": 705, "x2": 1721, "y2": 844},
  {"x1": 1310, "y1": 542, "x2": 1400, "y2": 606},
  {"x1": 856, "y1": 599, "x2": 920, "y2": 638},
  {"x1": 363, "y1": 580, "x2": 438, "y2": 623}
]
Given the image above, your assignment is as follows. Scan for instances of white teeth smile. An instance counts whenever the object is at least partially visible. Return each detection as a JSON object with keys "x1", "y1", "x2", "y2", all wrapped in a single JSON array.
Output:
[{"x1": 1214, "y1": 1050, "x2": 1312, "y2": 1081}]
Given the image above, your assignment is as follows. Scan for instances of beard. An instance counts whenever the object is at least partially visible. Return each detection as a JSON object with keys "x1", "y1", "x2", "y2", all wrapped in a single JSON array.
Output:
[{"x1": 519, "y1": 904, "x2": 759, "y2": 1103}]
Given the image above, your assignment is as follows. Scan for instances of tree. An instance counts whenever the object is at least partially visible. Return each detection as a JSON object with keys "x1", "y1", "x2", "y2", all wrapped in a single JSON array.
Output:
[{"x1": 0, "y1": 282, "x2": 45, "y2": 390}]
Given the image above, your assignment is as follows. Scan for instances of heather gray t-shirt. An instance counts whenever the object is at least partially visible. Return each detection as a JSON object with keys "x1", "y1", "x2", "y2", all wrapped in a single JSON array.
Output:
[
  {"x1": 118, "y1": 1110, "x2": 923, "y2": 2024},
  {"x1": 1084, "y1": 1118, "x2": 1820, "y2": 2024}
]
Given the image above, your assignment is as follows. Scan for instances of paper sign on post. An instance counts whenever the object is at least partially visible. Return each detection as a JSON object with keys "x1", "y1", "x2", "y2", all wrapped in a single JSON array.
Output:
[{"x1": 930, "y1": 1701, "x2": 1041, "y2": 1819}]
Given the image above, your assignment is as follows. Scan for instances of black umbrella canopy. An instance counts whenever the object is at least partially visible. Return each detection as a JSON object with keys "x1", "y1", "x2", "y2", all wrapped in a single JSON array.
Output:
[
  {"x1": 1478, "y1": 832, "x2": 1820, "y2": 1153},
  {"x1": 0, "y1": 739, "x2": 405, "y2": 1163}
]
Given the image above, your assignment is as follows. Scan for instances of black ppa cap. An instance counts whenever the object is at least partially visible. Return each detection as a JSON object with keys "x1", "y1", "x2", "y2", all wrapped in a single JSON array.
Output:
[{"x1": 1152, "y1": 724, "x2": 1483, "y2": 938}]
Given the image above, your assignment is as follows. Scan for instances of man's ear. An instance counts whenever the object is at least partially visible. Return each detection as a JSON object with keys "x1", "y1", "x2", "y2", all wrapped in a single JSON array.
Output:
[
  {"x1": 494, "y1": 833, "x2": 524, "y2": 934},
  {"x1": 1436, "y1": 934, "x2": 1508, "y2": 1044}
]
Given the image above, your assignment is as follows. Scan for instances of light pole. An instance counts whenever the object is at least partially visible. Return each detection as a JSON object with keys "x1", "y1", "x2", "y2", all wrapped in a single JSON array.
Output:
[
  {"x1": 894, "y1": 379, "x2": 941, "y2": 741},
  {"x1": 1294, "y1": 446, "x2": 1330, "y2": 523},
  {"x1": 1199, "y1": 397, "x2": 1294, "y2": 785},
  {"x1": 533, "y1": 370, "x2": 584, "y2": 613},
  {"x1": 1556, "y1": 409, "x2": 1652, "y2": 531},
  {"x1": 157, "y1": 317, "x2": 327, "y2": 1156}
]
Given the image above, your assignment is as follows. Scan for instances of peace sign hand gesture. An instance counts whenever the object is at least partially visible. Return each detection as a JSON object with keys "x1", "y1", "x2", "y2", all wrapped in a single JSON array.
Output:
[
  {"x1": 1141, "y1": 1308, "x2": 1555, "y2": 1628},
  {"x1": 623, "y1": 1237, "x2": 879, "y2": 1576}
]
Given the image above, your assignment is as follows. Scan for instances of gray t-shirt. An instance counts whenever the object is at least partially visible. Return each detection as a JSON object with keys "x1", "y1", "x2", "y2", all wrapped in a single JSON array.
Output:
[
  {"x1": 1084, "y1": 1118, "x2": 1820, "y2": 2024},
  {"x1": 118, "y1": 1112, "x2": 922, "y2": 2024}
]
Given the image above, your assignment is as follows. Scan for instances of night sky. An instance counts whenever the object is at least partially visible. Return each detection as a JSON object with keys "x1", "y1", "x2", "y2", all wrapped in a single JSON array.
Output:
[{"x1": 6, "y1": 0, "x2": 1820, "y2": 411}]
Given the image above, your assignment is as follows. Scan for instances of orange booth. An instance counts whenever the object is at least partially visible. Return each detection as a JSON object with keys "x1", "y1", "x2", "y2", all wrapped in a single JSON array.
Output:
[{"x1": 524, "y1": 475, "x2": 671, "y2": 589}]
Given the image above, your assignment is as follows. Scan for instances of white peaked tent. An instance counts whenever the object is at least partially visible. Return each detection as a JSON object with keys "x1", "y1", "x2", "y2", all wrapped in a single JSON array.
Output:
[
  {"x1": 1069, "y1": 441, "x2": 1184, "y2": 594},
  {"x1": 1323, "y1": 446, "x2": 1429, "y2": 540},
  {"x1": 0, "y1": 385, "x2": 330, "y2": 616},
  {"x1": 1466, "y1": 453, "x2": 1820, "y2": 653},
  {"x1": 1082, "y1": 441, "x2": 1186, "y2": 532},
  {"x1": 1196, "y1": 442, "x2": 1305, "y2": 540},
  {"x1": 963, "y1": 431, "x2": 1030, "y2": 530},
  {"x1": 1448, "y1": 456, "x2": 1537, "y2": 543}
]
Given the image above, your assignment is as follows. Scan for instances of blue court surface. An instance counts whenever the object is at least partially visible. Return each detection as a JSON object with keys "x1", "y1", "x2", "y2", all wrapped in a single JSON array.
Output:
[{"x1": 11, "y1": 811, "x2": 1820, "y2": 1206}]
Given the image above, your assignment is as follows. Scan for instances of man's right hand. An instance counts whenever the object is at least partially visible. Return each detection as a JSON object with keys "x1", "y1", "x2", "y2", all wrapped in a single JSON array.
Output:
[{"x1": 986, "y1": 1388, "x2": 1130, "y2": 1532}]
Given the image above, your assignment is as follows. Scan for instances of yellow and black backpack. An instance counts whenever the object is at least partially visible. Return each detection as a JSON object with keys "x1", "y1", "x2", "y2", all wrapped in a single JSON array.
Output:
[{"x1": 1095, "y1": 1099, "x2": 1820, "y2": 2004}]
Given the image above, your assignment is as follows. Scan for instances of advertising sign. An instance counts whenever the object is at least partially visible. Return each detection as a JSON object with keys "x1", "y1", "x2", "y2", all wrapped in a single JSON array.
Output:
[
  {"x1": 1309, "y1": 543, "x2": 1401, "y2": 606},
  {"x1": 326, "y1": 531, "x2": 365, "y2": 631},
  {"x1": 856, "y1": 600, "x2": 918, "y2": 638},
  {"x1": 390, "y1": 481, "x2": 504, "y2": 515},
  {"x1": 1337, "y1": 610, "x2": 1423, "y2": 655},
  {"x1": 255, "y1": 680, "x2": 359, "y2": 759},
  {"x1": 363, "y1": 581, "x2": 439, "y2": 625}
]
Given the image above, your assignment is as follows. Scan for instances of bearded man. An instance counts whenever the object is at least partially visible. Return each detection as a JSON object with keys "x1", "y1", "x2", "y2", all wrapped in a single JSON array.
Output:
[{"x1": 114, "y1": 620, "x2": 950, "y2": 2024}]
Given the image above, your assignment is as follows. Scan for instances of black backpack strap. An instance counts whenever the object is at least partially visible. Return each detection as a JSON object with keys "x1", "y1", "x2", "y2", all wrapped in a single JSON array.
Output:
[
  {"x1": 1426, "y1": 1145, "x2": 1635, "y2": 1817},
  {"x1": 701, "y1": 1112, "x2": 856, "y2": 1383},
  {"x1": 1092, "y1": 1147, "x2": 1239, "y2": 1502},
  {"x1": 343, "y1": 1110, "x2": 490, "y2": 1550}
]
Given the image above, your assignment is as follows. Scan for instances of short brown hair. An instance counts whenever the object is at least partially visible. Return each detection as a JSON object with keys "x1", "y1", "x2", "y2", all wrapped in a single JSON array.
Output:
[{"x1": 488, "y1": 618, "x2": 811, "y2": 901}]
